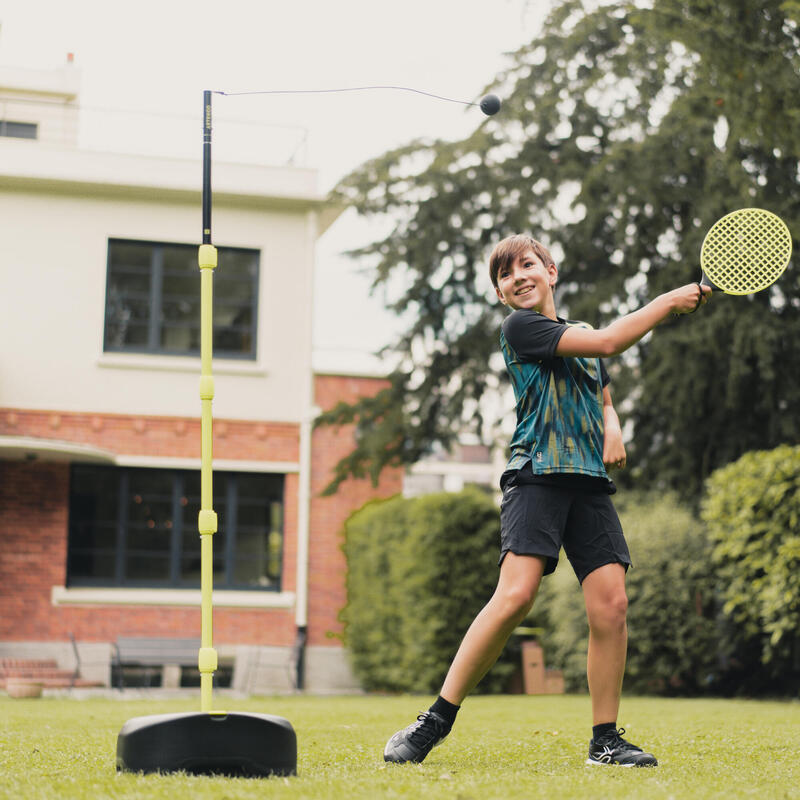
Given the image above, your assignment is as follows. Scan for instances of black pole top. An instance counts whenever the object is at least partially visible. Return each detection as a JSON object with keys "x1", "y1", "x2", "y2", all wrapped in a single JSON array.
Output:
[{"x1": 202, "y1": 91, "x2": 212, "y2": 244}]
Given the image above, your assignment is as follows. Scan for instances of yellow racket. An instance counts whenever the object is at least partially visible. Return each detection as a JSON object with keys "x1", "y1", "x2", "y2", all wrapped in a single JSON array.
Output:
[{"x1": 700, "y1": 208, "x2": 792, "y2": 295}]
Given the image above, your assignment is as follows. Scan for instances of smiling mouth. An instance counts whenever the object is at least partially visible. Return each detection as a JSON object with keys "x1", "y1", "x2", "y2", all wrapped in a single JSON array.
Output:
[{"x1": 515, "y1": 286, "x2": 534, "y2": 296}]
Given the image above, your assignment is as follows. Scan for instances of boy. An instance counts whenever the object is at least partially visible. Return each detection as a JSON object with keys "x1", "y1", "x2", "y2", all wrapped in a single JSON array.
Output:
[{"x1": 383, "y1": 234, "x2": 711, "y2": 768}]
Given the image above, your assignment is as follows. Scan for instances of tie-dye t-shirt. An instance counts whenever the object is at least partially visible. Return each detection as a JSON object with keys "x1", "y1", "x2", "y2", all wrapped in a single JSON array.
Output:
[{"x1": 500, "y1": 309, "x2": 610, "y2": 478}]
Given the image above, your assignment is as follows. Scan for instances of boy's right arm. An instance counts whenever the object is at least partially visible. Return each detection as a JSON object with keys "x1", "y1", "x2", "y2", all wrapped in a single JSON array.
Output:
[{"x1": 556, "y1": 283, "x2": 711, "y2": 358}]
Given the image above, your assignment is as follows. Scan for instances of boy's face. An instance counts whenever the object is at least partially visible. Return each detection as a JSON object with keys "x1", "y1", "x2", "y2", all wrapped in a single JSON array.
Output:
[{"x1": 494, "y1": 249, "x2": 558, "y2": 315}]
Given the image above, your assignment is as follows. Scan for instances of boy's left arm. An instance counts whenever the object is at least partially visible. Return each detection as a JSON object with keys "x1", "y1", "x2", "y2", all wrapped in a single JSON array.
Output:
[{"x1": 602, "y1": 386, "x2": 626, "y2": 469}]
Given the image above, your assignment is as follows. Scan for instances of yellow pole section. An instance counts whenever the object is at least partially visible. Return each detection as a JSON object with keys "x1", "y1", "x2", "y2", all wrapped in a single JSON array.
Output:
[{"x1": 198, "y1": 243, "x2": 218, "y2": 713}]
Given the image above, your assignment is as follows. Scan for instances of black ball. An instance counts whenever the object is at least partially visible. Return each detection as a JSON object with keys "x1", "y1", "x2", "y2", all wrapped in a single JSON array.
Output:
[{"x1": 479, "y1": 94, "x2": 501, "y2": 116}]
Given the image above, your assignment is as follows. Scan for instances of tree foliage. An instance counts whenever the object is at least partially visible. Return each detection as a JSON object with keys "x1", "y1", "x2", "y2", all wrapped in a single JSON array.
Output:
[{"x1": 319, "y1": 0, "x2": 800, "y2": 496}]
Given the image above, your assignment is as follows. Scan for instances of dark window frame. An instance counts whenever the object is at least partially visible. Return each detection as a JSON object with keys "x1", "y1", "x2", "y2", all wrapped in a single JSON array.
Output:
[
  {"x1": 67, "y1": 465, "x2": 284, "y2": 592},
  {"x1": 103, "y1": 238, "x2": 260, "y2": 360},
  {"x1": 0, "y1": 120, "x2": 38, "y2": 139}
]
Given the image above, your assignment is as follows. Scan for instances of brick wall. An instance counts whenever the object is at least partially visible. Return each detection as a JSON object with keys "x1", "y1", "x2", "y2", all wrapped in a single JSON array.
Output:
[
  {"x1": 307, "y1": 375, "x2": 403, "y2": 646},
  {"x1": 0, "y1": 462, "x2": 70, "y2": 639},
  {"x1": 0, "y1": 376, "x2": 402, "y2": 650},
  {"x1": 0, "y1": 409, "x2": 299, "y2": 462}
]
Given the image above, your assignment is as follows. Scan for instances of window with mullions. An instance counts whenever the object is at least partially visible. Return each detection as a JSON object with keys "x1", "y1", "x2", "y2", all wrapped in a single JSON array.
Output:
[
  {"x1": 67, "y1": 465, "x2": 284, "y2": 590},
  {"x1": 103, "y1": 239, "x2": 259, "y2": 359}
]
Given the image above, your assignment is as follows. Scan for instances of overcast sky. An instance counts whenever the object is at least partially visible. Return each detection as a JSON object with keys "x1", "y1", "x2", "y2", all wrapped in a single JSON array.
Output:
[{"x1": 0, "y1": 0, "x2": 544, "y2": 372}]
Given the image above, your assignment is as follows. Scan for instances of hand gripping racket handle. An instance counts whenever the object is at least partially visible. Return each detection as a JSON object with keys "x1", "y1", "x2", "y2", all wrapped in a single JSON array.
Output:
[
  {"x1": 690, "y1": 272, "x2": 721, "y2": 312},
  {"x1": 688, "y1": 282, "x2": 701, "y2": 313}
]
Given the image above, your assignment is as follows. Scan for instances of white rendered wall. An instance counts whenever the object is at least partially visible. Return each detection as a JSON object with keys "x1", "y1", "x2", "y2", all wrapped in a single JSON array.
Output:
[
  {"x1": 0, "y1": 156, "x2": 322, "y2": 424},
  {"x1": 0, "y1": 63, "x2": 81, "y2": 146}
]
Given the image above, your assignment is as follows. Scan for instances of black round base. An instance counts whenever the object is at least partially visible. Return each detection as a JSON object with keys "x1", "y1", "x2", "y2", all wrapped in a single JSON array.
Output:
[{"x1": 116, "y1": 711, "x2": 297, "y2": 777}]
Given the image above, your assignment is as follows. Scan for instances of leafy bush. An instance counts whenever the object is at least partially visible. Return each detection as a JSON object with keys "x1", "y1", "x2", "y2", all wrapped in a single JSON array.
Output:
[
  {"x1": 342, "y1": 459, "x2": 800, "y2": 698},
  {"x1": 533, "y1": 492, "x2": 721, "y2": 695},
  {"x1": 703, "y1": 444, "x2": 800, "y2": 687},
  {"x1": 341, "y1": 488, "x2": 517, "y2": 694}
]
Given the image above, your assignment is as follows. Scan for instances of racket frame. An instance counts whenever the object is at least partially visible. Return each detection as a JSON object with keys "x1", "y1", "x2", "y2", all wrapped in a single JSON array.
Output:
[{"x1": 699, "y1": 207, "x2": 792, "y2": 295}]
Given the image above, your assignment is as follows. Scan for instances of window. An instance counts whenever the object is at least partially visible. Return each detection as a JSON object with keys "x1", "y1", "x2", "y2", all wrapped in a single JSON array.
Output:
[
  {"x1": 67, "y1": 465, "x2": 284, "y2": 590},
  {"x1": 0, "y1": 120, "x2": 37, "y2": 139},
  {"x1": 103, "y1": 239, "x2": 259, "y2": 359}
]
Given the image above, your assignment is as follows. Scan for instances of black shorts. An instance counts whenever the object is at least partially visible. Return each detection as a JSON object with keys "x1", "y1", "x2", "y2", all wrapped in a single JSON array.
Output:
[{"x1": 498, "y1": 467, "x2": 631, "y2": 584}]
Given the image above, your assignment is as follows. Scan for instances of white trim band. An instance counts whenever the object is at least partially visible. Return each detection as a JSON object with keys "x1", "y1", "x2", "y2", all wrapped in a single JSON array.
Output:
[
  {"x1": 51, "y1": 586, "x2": 296, "y2": 609},
  {"x1": 116, "y1": 455, "x2": 300, "y2": 473},
  {"x1": 96, "y1": 353, "x2": 268, "y2": 377},
  {"x1": 0, "y1": 438, "x2": 299, "y2": 474}
]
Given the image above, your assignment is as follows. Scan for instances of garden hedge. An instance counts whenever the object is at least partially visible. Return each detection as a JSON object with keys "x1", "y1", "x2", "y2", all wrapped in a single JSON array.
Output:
[
  {"x1": 341, "y1": 487, "x2": 518, "y2": 694},
  {"x1": 703, "y1": 444, "x2": 800, "y2": 689}
]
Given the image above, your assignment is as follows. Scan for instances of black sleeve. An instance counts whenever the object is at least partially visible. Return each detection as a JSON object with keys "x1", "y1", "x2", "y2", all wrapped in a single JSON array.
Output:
[
  {"x1": 600, "y1": 359, "x2": 610, "y2": 388},
  {"x1": 501, "y1": 309, "x2": 567, "y2": 362}
]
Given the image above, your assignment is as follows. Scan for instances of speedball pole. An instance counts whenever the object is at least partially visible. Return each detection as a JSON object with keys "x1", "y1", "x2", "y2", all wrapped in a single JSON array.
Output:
[
  {"x1": 198, "y1": 89, "x2": 219, "y2": 713},
  {"x1": 117, "y1": 80, "x2": 499, "y2": 776}
]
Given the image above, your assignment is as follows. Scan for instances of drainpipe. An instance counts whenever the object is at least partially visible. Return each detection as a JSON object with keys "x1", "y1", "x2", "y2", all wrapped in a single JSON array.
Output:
[
  {"x1": 294, "y1": 411, "x2": 313, "y2": 690},
  {"x1": 294, "y1": 209, "x2": 318, "y2": 691}
]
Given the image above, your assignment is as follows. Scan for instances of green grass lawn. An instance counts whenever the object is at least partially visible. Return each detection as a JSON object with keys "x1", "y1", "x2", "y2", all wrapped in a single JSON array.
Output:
[{"x1": 0, "y1": 693, "x2": 797, "y2": 799}]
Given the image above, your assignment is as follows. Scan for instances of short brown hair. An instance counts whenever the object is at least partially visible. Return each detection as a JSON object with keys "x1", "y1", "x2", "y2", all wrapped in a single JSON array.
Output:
[{"x1": 489, "y1": 234, "x2": 556, "y2": 288}]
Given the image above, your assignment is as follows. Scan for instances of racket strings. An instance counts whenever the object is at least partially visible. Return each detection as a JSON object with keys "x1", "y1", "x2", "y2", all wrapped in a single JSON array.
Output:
[{"x1": 701, "y1": 209, "x2": 792, "y2": 295}]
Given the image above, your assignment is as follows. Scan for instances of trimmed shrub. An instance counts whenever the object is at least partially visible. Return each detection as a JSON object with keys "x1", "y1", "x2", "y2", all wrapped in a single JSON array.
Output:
[
  {"x1": 703, "y1": 444, "x2": 800, "y2": 689},
  {"x1": 621, "y1": 494, "x2": 722, "y2": 694},
  {"x1": 341, "y1": 488, "x2": 517, "y2": 694},
  {"x1": 339, "y1": 495, "x2": 411, "y2": 690}
]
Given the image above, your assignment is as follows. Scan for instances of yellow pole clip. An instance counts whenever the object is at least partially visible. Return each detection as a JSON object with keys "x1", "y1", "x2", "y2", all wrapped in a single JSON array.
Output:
[
  {"x1": 198, "y1": 244, "x2": 218, "y2": 271},
  {"x1": 198, "y1": 509, "x2": 217, "y2": 536}
]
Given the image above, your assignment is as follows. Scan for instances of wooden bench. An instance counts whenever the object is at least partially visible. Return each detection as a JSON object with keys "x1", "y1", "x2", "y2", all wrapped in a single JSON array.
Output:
[{"x1": 112, "y1": 637, "x2": 202, "y2": 689}]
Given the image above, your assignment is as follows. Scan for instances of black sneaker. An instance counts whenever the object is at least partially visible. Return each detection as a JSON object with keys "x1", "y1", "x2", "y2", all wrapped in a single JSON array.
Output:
[
  {"x1": 383, "y1": 711, "x2": 452, "y2": 764},
  {"x1": 586, "y1": 727, "x2": 658, "y2": 767}
]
